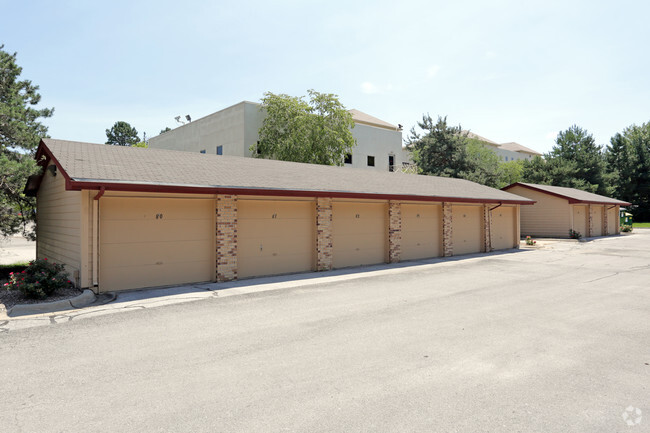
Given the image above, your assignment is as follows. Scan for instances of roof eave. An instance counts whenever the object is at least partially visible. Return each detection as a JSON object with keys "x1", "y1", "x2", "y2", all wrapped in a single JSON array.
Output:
[{"x1": 67, "y1": 179, "x2": 535, "y2": 205}]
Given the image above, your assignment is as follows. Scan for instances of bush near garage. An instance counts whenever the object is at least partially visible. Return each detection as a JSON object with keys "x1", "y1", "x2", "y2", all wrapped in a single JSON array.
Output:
[
  {"x1": 569, "y1": 229, "x2": 582, "y2": 239},
  {"x1": 3, "y1": 258, "x2": 72, "y2": 299},
  {"x1": 620, "y1": 225, "x2": 633, "y2": 232}
]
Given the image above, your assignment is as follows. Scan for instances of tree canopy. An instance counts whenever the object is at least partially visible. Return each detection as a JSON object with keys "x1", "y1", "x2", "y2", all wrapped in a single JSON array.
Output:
[
  {"x1": 0, "y1": 45, "x2": 53, "y2": 238},
  {"x1": 406, "y1": 114, "x2": 515, "y2": 188},
  {"x1": 521, "y1": 125, "x2": 611, "y2": 195},
  {"x1": 106, "y1": 121, "x2": 139, "y2": 146},
  {"x1": 254, "y1": 90, "x2": 356, "y2": 166}
]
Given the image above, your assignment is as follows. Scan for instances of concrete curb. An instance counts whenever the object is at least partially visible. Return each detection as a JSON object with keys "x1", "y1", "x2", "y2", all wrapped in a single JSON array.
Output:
[{"x1": 7, "y1": 289, "x2": 97, "y2": 317}]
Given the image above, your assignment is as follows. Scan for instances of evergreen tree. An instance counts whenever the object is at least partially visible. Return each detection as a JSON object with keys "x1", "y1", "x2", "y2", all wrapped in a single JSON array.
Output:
[
  {"x1": 105, "y1": 121, "x2": 139, "y2": 146},
  {"x1": 0, "y1": 45, "x2": 54, "y2": 238}
]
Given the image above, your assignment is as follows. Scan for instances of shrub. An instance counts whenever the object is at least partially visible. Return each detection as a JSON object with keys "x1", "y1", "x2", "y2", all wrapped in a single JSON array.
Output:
[
  {"x1": 3, "y1": 258, "x2": 72, "y2": 299},
  {"x1": 525, "y1": 236, "x2": 536, "y2": 246},
  {"x1": 569, "y1": 229, "x2": 582, "y2": 239},
  {"x1": 620, "y1": 225, "x2": 633, "y2": 232}
]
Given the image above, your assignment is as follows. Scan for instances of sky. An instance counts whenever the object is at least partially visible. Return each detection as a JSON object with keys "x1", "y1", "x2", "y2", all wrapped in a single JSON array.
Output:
[{"x1": 3, "y1": 0, "x2": 649, "y2": 154}]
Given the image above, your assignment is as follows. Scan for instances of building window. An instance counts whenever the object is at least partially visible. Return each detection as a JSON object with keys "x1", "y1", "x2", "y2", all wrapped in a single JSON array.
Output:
[
  {"x1": 217, "y1": 145, "x2": 223, "y2": 155},
  {"x1": 388, "y1": 155, "x2": 395, "y2": 172},
  {"x1": 367, "y1": 155, "x2": 375, "y2": 167},
  {"x1": 200, "y1": 149, "x2": 206, "y2": 154},
  {"x1": 344, "y1": 153, "x2": 352, "y2": 164}
]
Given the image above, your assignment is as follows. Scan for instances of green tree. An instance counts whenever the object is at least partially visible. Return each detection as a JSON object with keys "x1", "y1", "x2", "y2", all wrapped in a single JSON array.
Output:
[
  {"x1": 105, "y1": 121, "x2": 139, "y2": 146},
  {"x1": 159, "y1": 127, "x2": 172, "y2": 134},
  {"x1": 254, "y1": 90, "x2": 356, "y2": 165},
  {"x1": 463, "y1": 138, "x2": 501, "y2": 187},
  {"x1": 497, "y1": 159, "x2": 525, "y2": 189},
  {"x1": 607, "y1": 122, "x2": 650, "y2": 220},
  {"x1": 0, "y1": 45, "x2": 53, "y2": 238},
  {"x1": 406, "y1": 115, "x2": 471, "y2": 178},
  {"x1": 521, "y1": 125, "x2": 611, "y2": 195}
]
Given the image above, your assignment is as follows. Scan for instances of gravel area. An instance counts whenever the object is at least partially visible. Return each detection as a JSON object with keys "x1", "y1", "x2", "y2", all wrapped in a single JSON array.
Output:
[{"x1": 0, "y1": 285, "x2": 83, "y2": 310}]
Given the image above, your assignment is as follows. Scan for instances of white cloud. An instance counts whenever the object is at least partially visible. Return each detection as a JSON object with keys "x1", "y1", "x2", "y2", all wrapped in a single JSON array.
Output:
[
  {"x1": 426, "y1": 65, "x2": 440, "y2": 78},
  {"x1": 360, "y1": 82, "x2": 379, "y2": 94}
]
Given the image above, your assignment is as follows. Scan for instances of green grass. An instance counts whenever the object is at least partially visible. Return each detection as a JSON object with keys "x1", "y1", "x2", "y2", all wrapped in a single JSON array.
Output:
[{"x1": 633, "y1": 222, "x2": 650, "y2": 228}]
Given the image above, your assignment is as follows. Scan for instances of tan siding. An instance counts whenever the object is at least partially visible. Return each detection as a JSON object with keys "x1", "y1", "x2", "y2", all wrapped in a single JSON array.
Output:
[
  {"x1": 237, "y1": 200, "x2": 316, "y2": 278},
  {"x1": 452, "y1": 205, "x2": 482, "y2": 255},
  {"x1": 507, "y1": 185, "x2": 570, "y2": 237},
  {"x1": 492, "y1": 206, "x2": 516, "y2": 250},
  {"x1": 36, "y1": 164, "x2": 82, "y2": 284},
  {"x1": 332, "y1": 202, "x2": 387, "y2": 268},
  {"x1": 401, "y1": 203, "x2": 442, "y2": 260}
]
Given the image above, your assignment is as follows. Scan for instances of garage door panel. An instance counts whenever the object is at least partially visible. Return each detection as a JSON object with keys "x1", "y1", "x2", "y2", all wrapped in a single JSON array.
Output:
[
  {"x1": 238, "y1": 218, "x2": 313, "y2": 238},
  {"x1": 101, "y1": 239, "x2": 212, "y2": 268},
  {"x1": 452, "y1": 205, "x2": 482, "y2": 256},
  {"x1": 332, "y1": 202, "x2": 387, "y2": 268},
  {"x1": 102, "y1": 260, "x2": 213, "y2": 292},
  {"x1": 592, "y1": 206, "x2": 603, "y2": 236},
  {"x1": 573, "y1": 206, "x2": 586, "y2": 236},
  {"x1": 101, "y1": 198, "x2": 213, "y2": 220},
  {"x1": 238, "y1": 200, "x2": 315, "y2": 278},
  {"x1": 100, "y1": 198, "x2": 214, "y2": 292},
  {"x1": 607, "y1": 208, "x2": 617, "y2": 234},
  {"x1": 102, "y1": 219, "x2": 212, "y2": 244},
  {"x1": 492, "y1": 207, "x2": 515, "y2": 251},
  {"x1": 402, "y1": 204, "x2": 442, "y2": 260}
]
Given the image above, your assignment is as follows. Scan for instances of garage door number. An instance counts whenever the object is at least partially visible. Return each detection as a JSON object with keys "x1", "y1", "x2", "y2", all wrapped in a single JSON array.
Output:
[{"x1": 155, "y1": 213, "x2": 164, "y2": 219}]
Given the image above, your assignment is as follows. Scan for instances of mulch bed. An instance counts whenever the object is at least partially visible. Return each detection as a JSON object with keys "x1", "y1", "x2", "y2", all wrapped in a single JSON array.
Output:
[{"x1": 0, "y1": 284, "x2": 83, "y2": 310}]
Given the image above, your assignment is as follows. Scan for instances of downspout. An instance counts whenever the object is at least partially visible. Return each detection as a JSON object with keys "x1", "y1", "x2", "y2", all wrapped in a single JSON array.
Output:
[
  {"x1": 92, "y1": 187, "x2": 105, "y2": 288},
  {"x1": 487, "y1": 202, "x2": 503, "y2": 252}
]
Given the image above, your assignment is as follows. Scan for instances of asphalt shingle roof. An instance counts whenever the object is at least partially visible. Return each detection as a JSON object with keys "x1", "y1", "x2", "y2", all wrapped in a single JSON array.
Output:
[
  {"x1": 498, "y1": 142, "x2": 542, "y2": 155},
  {"x1": 38, "y1": 138, "x2": 534, "y2": 204},
  {"x1": 504, "y1": 182, "x2": 629, "y2": 205}
]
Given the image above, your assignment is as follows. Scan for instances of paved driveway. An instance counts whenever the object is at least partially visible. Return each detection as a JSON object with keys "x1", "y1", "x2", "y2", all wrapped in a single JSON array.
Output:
[{"x1": 1, "y1": 231, "x2": 649, "y2": 432}]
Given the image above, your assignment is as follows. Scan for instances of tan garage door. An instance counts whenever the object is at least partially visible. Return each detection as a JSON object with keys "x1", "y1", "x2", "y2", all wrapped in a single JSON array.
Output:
[
  {"x1": 238, "y1": 200, "x2": 315, "y2": 278},
  {"x1": 452, "y1": 205, "x2": 482, "y2": 256},
  {"x1": 592, "y1": 206, "x2": 603, "y2": 236},
  {"x1": 100, "y1": 198, "x2": 214, "y2": 292},
  {"x1": 607, "y1": 207, "x2": 618, "y2": 234},
  {"x1": 492, "y1": 206, "x2": 515, "y2": 251},
  {"x1": 401, "y1": 204, "x2": 442, "y2": 260},
  {"x1": 573, "y1": 205, "x2": 587, "y2": 237},
  {"x1": 332, "y1": 202, "x2": 386, "y2": 268}
]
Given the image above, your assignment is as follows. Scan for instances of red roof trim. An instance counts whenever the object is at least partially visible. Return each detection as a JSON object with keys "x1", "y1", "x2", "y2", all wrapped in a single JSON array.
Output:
[
  {"x1": 502, "y1": 182, "x2": 630, "y2": 206},
  {"x1": 67, "y1": 180, "x2": 535, "y2": 205}
]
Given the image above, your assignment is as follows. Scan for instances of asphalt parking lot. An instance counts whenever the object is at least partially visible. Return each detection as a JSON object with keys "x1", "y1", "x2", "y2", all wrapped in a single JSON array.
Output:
[{"x1": 1, "y1": 231, "x2": 648, "y2": 433}]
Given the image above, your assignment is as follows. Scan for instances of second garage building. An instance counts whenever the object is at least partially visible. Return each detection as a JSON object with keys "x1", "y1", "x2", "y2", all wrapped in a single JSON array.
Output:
[{"x1": 28, "y1": 139, "x2": 534, "y2": 293}]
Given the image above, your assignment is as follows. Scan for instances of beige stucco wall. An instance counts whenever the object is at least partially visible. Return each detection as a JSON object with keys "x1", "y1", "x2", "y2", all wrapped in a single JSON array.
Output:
[
  {"x1": 507, "y1": 185, "x2": 571, "y2": 238},
  {"x1": 149, "y1": 101, "x2": 404, "y2": 171},
  {"x1": 36, "y1": 163, "x2": 82, "y2": 285},
  {"x1": 148, "y1": 102, "x2": 250, "y2": 156}
]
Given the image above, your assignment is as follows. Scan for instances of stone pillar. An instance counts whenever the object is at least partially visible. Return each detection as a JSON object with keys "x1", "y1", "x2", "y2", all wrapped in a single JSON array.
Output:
[
  {"x1": 588, "y1": 205, "x2": 594, "y2": 237},
  {"x1": 216, "y1": 194, "x2": 238, "y2": 282},
  {"x1": 483, "y1": 204, "x2": 492, "y2": 253},
  {"x1": 603, "y1": 206, "x2": 609, "y2": 236},
  {"x1": 615, "y1": 205, "x2": 621, "y2": 234},
  {"x1": 316, "y1": 197, "x2": 333, "y2": 271},
  {"x1": 388, "y1": 201, "x2": 401, "y2": 263},
  {"x1": 442, "y1": 202, "x2": 453, "y2": 257}
]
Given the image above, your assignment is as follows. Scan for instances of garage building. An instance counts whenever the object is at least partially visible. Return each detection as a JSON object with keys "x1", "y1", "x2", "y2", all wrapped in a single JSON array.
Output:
[
  {"x1": 502, "y1": 182, "x2": 630, "y2": 238},
  {"x1": 26, "y1": 139, "x2": 534, "y2": 293}
]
